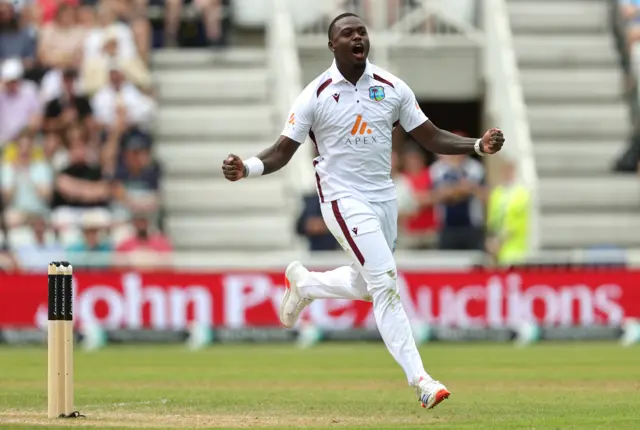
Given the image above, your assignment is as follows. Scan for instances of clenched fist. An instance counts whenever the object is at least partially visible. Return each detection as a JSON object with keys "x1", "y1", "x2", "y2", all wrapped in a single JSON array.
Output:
[
  {"x1": 222, "y1": 154, "x2": 245, "y2": 181},
  {"x1": 481, "y1": 128, "x2": 505, "y2": 154}
]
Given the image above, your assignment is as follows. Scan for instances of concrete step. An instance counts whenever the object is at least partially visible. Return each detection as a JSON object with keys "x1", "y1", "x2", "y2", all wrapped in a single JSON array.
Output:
[
  {"x1": 539, "y1": 176, "x2": 640, "y2": 210},
  {"x1": 152, "y1": 48, "x2": 266, "y2": 70},
  {"x1": 155, "y1": 105, "x2": 273, "y2": 140},
  {"x1": 515, "y1": 35, "x2": 617, "y2": 67},
  {"x1": 528, "y1": 103, "x2": 629, "y2": 139},
  {"x1": 508, "y1": 0, "x2": 609, "y2": 34},
  {"x1": 162, "y1": 177, "x2": 289, "y2": 213},
  {"x1": 521, "y1": 68, "x2": 623, "y2": 102},
  {"x1": 155, "y1": 68, "x2": 269, "y2": 104},
  {"x1": 534, "y1": 140, "x2": 626, "y2": 175},
  {"x1": 166, "y1": 214, "x2": 295, "y2": 250},
  {"x1": 541, "y1": 212, "x2": 640, "y2": 248},
  {"x1": 155, "y1": 141, "x2": 272, "y2": 177}
]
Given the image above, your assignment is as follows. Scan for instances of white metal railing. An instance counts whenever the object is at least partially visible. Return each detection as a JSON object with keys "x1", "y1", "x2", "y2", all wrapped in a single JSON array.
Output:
[
  {"x1": 296, "y1": 0, "x2": 483, "y2": 61},
  {"x1": 267, "y1": 0, "x2": 317, "y2": 250},
  {"x1": 267, "y1": 0, "x2": 316, "y2": 195},
  {"x1": 483, "y1": 0, "x2": 540, "y2": 254}
]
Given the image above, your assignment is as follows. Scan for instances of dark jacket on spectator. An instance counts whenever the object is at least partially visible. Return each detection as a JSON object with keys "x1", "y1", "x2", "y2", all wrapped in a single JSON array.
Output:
[{"x1": 296, "y1": 194, "x2": 339, "y2": 252}]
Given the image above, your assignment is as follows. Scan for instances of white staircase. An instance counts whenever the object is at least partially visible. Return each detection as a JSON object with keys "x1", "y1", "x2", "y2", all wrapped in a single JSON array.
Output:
[
  {"x1": 508, "y1": 0, "x2": 640, "y2": 249},
  {"x1": 152, "y1": 48, "x2": 297, "y2": 251}
]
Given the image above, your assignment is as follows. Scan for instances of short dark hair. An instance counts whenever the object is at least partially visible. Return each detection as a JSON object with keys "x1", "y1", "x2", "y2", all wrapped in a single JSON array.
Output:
[{"x1": 328, "y1": 12, "x2": 361, "y2": 40}]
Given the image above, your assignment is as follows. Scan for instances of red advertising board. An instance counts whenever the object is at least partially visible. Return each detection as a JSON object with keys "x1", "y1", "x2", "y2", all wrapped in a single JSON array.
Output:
[{"x1": 1, "y1": 270, "x2": 639, "y2": 330}]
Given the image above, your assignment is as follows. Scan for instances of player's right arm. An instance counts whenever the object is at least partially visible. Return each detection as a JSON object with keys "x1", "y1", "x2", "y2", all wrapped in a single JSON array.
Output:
[{"x1": 222, "y1": 84, "x2": 316, "y2": 182}]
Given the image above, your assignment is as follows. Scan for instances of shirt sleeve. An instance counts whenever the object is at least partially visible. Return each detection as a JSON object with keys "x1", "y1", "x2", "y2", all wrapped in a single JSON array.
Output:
[
  {"x1": 31, "y1": 162, "x2": 53, "y2": 186},
  {"x1": 1, "y1": 165, "x2": 15, "y2": 190},
  {"x1": 128, "y1": 89, "x2": 157, "y2": 126},
  {"x1": 280, "y1": 84, "x2": 315, "y2": 145},
  {"x1": 397, "y1": 79, "x2": 428, "y2": 133},
  {"x1": 26, "y1": 84, "x2": 42, "y2": 116},
  {"x1": 466, "y1": 160, "x2": 486, "y2": 185},
  {"x1": 91, "y1": 91, "x2": 111, "y2": 125}
]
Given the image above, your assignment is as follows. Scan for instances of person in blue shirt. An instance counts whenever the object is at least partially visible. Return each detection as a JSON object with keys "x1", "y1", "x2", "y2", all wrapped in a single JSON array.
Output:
[
  {"x1": 431, "y1": 154, "x2": 487, "y2": 251},
  {"x1": 296, "y1": 193, "x2": 340, "y2": 251}
]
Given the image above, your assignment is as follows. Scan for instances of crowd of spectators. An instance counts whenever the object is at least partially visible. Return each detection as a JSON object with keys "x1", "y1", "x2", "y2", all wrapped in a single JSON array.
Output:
[
  {"x1": 296, "y1": 130, "x2": 531, "y2": 265},
  {"x1": 0, "y1": 0, "x2": 180, "y2": 273}
]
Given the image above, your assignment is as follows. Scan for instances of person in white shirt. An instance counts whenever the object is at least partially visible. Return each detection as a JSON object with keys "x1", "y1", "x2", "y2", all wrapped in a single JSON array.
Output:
[
  {"x1": 91, "y1": 63, "x2": 156, "y2": 132},
  {"x1": 222, "y1": 12, "x2": 504, "y2": 410}
]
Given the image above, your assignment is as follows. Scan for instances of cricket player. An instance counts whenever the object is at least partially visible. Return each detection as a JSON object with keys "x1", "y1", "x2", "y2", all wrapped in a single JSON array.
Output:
[{"x1": 222, "y1": 13, "x2": 505, "y2": 409}]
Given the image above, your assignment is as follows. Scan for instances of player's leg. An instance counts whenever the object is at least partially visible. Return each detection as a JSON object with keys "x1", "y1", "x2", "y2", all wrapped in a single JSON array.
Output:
[
  {"x1": 295, "y1": 263, "x2": 368, "y2": 301},
  {"x1": 279, "y1": 262, "x2": 366, "y2": 327},
  {"x1": 279, "y1": 199, "x2": 370, "y2": 328},
  {"x1": 374, "y1": 199, "x2": 449, "y2": 408},
  {"x1": 341, "y1": 197, "x2": 450, "y2": 408},
  {"x1": 334, "y1": 198, "x2": 426, "y2": 382}
]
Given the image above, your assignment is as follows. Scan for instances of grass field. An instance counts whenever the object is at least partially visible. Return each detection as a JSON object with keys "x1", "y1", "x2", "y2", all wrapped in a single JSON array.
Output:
[{"x1": 0, "y1": 342, "x2": 639, "y2": 429}]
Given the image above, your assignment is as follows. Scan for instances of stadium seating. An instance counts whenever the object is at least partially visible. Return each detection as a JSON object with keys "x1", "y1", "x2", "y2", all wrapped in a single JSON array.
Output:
[
  {"x1": 508, "y1": 0, "x2": 638, "y2": 249},
  {"x1": 153, "y1": 48, "x2": 297, "y2": 251}
]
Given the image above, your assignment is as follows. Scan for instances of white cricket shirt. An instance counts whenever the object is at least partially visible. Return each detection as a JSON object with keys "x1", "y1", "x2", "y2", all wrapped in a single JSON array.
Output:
[{"x1": 281, "y1": 60, "x2": 428, "y2": 203}]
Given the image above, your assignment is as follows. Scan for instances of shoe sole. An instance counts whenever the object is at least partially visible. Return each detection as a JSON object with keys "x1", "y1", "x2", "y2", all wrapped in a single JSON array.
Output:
[{"x1": 422, "y1": 389, "x2": 451, "y2": 409}]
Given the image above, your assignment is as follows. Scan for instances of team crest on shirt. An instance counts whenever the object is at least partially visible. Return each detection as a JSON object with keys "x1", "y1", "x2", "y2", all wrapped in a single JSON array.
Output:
[{"x1": 369, "y1": 86, "x2": 385, "y2": 102}]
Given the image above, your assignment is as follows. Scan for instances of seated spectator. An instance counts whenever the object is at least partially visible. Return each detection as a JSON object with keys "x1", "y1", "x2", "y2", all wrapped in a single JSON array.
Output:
[
  {"x1": 400, "y1": 145, "x2": 438, "y2": 250},
  {"x1": 1, "y1": 130, "x2": 53, "y2": 227},
  {"x1": 6, "y1": 0, "x2": 37, "y2": 31},
  {"x1": 51, "y1": 128, "x2": 111, "y2": 223},
  {"x1": 91, "y1": 62, "x2": 156, "y2": 134},
  {"x1": 296, "y1": 192, "x2": 339, "y2": 252},
  {"x1": 0, "y1": 249, "x2": 18, "y2": 272},
  {"x1": 83, "y1": 3, "x2": 137, "y2": 61},
  {"x1": 102, "y1": 0, "x2": 151, "y2": 64},
  {"x1": 431, "y1": 154, "x2": 487, "y2": 251},
  {"x1": 116, "y1": 211, "x2": 172, "y2": 270},
  {"x1": 620, "y1": 0, "x2": 640, "y2": 51},
  {"x1": 37, "y1": 4, "x2": 85, "y2": 71},
  {"x1": 158, "y1": 0, "x2": 226, "y2": 47},
  {"x1": 12, "y1": 213, "x2": 65, "y2": 272},
  {"x1": 0, "y1": 58, "x2": 42, "y2": 146},
  {"x1": 37, "y1": 0, "x2": 79, "y2": 26},
  {"x1": 66, "y1": 208, "x2": 113, "y2": 269},
  {"x1": 0, "y1": 1, "x2": 38, "y2": 81},
  {"x1": 486, "y1": 160, "x2": 531, "y2": 265},
  {"x1": 43, "y1": 68, "x2": 97, "y2": 159},
  {"x1": 82, "y1": 26, "x2": 151, "y2": 95},
  {"x1": 110, "y1": 131, "x2": 161, "y2": 221}
]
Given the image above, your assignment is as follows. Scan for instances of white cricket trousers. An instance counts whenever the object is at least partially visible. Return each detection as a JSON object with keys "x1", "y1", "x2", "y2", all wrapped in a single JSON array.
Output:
[{"x1": 297, "y1": 196, "x2": 430, "y2": 386}]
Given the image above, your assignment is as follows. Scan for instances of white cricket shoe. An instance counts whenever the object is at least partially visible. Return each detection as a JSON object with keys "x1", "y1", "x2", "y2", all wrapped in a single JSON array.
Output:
[
  {"x1": 415, "y1": 377, "x2": 451, "y2": 409},
  {"x1": 279, "y1": 261, "x2": 312, "y2": 328}
]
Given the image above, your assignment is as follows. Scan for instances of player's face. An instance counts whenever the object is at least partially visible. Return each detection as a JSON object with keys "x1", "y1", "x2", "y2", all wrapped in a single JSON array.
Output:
[{"x1": 329, "y1": 16, "x2": 370, "y2": 66}]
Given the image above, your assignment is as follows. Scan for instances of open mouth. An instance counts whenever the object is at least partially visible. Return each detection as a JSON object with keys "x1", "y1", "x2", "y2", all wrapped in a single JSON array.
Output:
[{"x1": 352, "y1": 43, "x2": 365, "y2": 58}]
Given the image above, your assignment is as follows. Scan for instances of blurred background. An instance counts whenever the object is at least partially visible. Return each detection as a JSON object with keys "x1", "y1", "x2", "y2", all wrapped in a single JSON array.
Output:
[{"x1": 1, "y1": 0, "x2": 640, "y2": 343}]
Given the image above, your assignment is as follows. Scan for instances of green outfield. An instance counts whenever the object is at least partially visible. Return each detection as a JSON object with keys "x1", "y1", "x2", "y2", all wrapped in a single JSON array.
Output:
[{"x1": 0, "y1": 342, "x2": 639, "y2": 429}]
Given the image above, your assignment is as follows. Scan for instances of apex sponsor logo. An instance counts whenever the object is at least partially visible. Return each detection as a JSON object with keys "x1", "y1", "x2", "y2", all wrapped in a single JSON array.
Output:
[
  {"x1": 346, "y1": 115, "x2": 377, "y2": 146},
  {"x1": 350, "y1": 115, "x2": 372, "y2": 135}
]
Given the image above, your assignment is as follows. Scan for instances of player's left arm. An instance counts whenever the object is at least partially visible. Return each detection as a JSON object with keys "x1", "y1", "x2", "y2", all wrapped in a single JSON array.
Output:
[{"x1": 396, "y1": 80, "x2": 504, "y2": 156}]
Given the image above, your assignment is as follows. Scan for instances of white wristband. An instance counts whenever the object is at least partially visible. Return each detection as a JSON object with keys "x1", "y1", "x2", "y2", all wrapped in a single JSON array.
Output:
[
  {"x1": 243, "y1": 157, "x2": 264, "y2": 178},
  {"x1": 474, "y1": 138, "x2": 485, "y2": 157}
]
